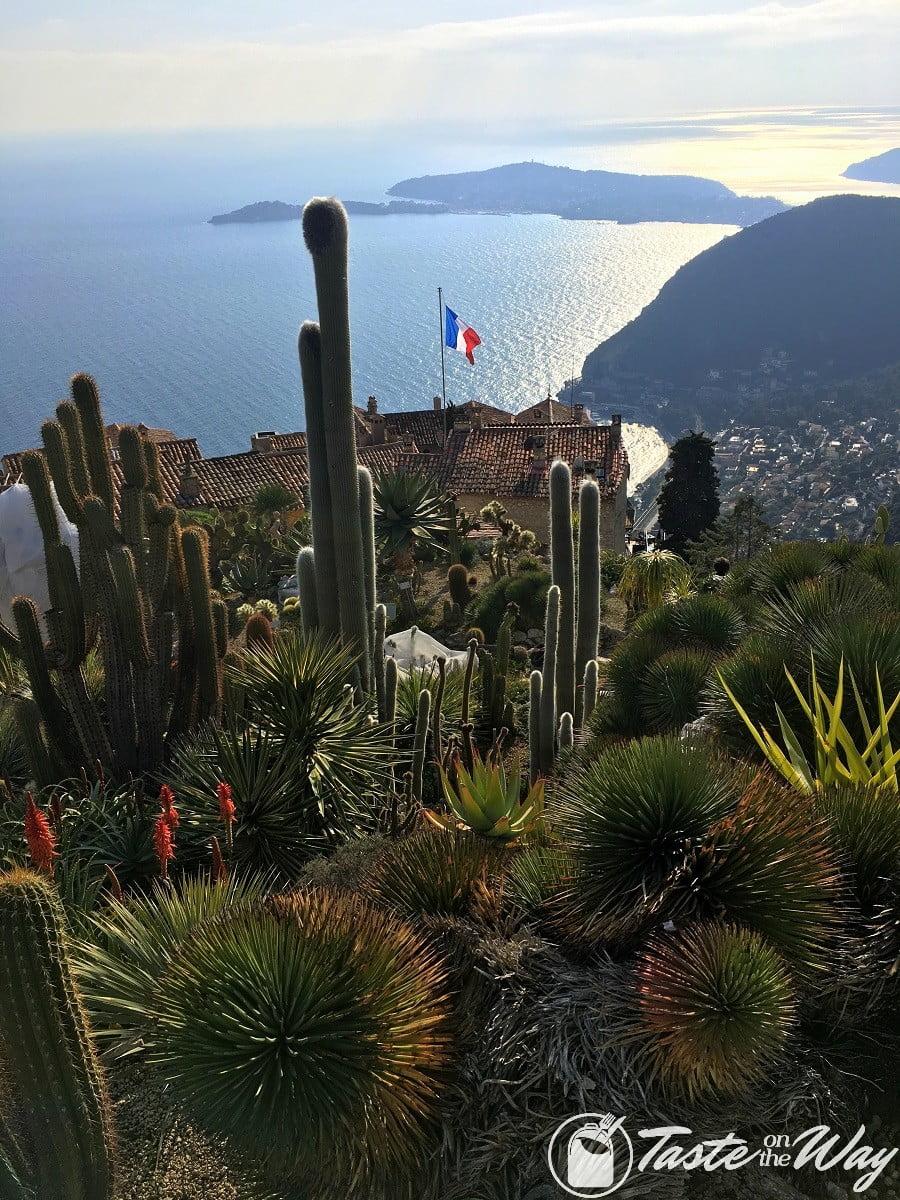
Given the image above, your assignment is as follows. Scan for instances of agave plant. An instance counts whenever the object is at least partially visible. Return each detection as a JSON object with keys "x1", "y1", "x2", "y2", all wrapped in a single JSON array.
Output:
[
  {"x1": 151, "y1": 890, "x2": 451, "y2": 1197},
  {"x1": 720, "y1": 654, "x2": 900, "y2": 793},
  {"x1": 428, "y1": 747, "x2": 544, "y2": 842},
  {"x1": 372, "y1": 468, "x2": 450, "y2": 572},
  {"x1": 74, "y1": 873, "x2": 269, "y2": 1057},
  {"x1": 363, "y1": 825, "x2": 501, "y2": 918},
  {"x1": 637, "y1": 922, "x2": 796, "y2": 1100},
  {"x1": 557, "y1": 737, "x2": 747, "y2": 946}
]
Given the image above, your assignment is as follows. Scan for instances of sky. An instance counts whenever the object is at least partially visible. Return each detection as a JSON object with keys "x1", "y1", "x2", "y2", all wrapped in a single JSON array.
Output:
[{"x1": 1, "y1": 1, "x2": 898, "y2": 138}]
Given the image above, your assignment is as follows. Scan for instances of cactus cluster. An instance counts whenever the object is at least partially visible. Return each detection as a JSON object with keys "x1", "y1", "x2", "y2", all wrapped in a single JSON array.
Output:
[
  {"x1": 528, "y1": 464, "x2": 601, "y2": 777},
  {"x1": 0, "y1": 375, "x2": 224, "y2": 782},
  {"x1": 0, "y1": 869, "x2": 115, "y2": 1199}
]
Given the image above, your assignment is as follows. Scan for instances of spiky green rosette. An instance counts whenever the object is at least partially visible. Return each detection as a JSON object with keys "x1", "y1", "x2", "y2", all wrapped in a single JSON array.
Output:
[
  {"x1": 637, "y1": 922, "x2": 796, "y2": 1100},
  {"x1": 557, "y1": 736, "x2": 745, "y2": 945},
  {"x1": 152, "y1": 890, "x2": 450, "y2": 1196},
  {"x1": 0, "y1": 869, "x2": 115, "y2": 1200},
  {"x1": 363, "y1": 826, "x2": 501, "y2": 918},
  {"x1": 639, "y1": 648, "x2": 713, "y2": 732}
]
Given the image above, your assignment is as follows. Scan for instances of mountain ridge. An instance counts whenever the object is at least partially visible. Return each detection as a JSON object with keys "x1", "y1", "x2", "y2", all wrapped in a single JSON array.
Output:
[
  {"x1": 842, "y1": 148, "x2": 900, "y2": 185},
  {"x1": 388, "y1": 160, "x2": 787, "y2": 226}
]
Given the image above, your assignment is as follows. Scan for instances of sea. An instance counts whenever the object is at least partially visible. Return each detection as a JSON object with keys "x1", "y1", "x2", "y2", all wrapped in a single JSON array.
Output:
[{"x1": 2, "y1": 121, "x2": 897, "y2": 489}]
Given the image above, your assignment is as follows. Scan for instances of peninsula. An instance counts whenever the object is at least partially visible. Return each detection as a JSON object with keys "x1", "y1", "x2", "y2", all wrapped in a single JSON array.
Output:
[
  {"x1": 209, "y1": 199, "x2": 449, "y2": 223},
  {"x1": 842, "y1": 148, "x2": 900, "y2": 185},
  {"x1": 387, "y1": 161, "x2": 787, "y2": 226}
]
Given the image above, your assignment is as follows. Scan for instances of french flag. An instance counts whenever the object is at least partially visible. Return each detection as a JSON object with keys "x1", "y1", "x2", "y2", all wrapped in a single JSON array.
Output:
[{"x1": 444, "y1": 306, "x2": 482, "y2": 365}]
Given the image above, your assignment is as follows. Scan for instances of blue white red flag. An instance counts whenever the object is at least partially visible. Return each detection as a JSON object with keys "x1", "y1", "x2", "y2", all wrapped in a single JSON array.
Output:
[{"x1": 444, "y1": 306, "x2": 482, "y2": 365}]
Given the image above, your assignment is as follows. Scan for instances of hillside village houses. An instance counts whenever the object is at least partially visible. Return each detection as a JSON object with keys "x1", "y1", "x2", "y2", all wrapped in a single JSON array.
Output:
[{"x1": 1, "y1": 398, "x2": 631, "y2": 553}]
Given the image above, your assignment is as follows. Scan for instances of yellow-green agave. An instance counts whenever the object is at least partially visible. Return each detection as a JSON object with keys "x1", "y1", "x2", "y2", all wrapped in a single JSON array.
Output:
[{"x1": 428, "y1": 749, "x2": 544, "y2": 842}]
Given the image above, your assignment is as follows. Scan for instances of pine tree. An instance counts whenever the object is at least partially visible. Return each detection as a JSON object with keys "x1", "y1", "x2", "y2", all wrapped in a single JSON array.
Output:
[
  {"x1": 685, "y1": 493, "x2": 776, "y2": 571},
  {"x1": 657, "y1": 431, "x2": 720, "y2": 554}
]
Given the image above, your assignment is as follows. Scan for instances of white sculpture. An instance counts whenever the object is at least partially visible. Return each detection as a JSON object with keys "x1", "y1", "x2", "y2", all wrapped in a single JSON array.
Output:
[{"x1": 0, "y1": 483, "x2": 79, "y2": 633}]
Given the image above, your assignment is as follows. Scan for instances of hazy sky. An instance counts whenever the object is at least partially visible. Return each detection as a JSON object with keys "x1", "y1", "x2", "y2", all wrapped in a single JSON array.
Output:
[{"x1": 1, "y1": 0, "x2": 898, "y2": 136}]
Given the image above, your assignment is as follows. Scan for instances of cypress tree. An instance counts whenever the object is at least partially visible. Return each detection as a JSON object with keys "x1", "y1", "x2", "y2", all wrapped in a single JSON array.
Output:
[{"x1": 657, "y1": 431, "x2": 720, "y2": 554}]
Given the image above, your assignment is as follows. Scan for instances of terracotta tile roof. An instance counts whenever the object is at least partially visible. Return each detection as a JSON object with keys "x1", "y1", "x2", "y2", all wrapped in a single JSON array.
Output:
[
  {"x1": 266, "y1": 432, "x2": 307, "y2": 452},
  {"x1": 106, "y1": 422, "x2": 178, "y2": 447},
  {"x1": 514, "y1": 398, "x2": 589, "y2": 424},
  {"x1": 446, "y1": 423, "x2": 627, "y2": 500},
  {"x1": 2, "y1": 435, "x2": 203, "y2": 506}
]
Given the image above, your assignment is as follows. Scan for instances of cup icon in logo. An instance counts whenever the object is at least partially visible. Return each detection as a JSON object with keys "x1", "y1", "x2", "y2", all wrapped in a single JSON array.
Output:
[
  {"x1": 568, "y1": 1118, "x2": 615, "y2": 1188},
  {"x1": 548, "y1": 1112, "x2": 634, "y2": 1197}
]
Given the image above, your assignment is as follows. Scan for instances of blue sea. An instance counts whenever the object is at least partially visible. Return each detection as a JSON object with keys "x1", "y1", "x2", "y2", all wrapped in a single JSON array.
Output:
[{"x1": 0, "y1": 136, "x2": 734, "y2": 481}]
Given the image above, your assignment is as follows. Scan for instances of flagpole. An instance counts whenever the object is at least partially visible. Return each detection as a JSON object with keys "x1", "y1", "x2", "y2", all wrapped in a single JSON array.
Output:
[{"x1": 438, "y1": 286, "x2": 447, "y2": 408}]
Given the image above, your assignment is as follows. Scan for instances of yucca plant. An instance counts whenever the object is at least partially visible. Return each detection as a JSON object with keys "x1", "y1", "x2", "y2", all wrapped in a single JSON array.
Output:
[
  {"x1": 852, "y1": 543, "x2": 900, "y2": 596},
  {"x1": 503, "y1": 841, "x2": 577, "y2": 919},
  {"x1": 595, "y1": 630, "x2": 670, "y2": 733},
  {"x1": 225, "y1": 630, "x2": 393, "y2": 812},
  {"x1": 759, "y1": 574, "x2": 893, "y2": 651},
  {"x1": 557, "y1": 737, "x2": 746, "y2": 946},
  {"x1": 152, "y1": 890, "x2": 451, "y2": 1197},
  {"x1": 720, "y1": 654, "x2": 900, "y2": 793},
  {"x1": 363, "y1": 825, "x2": 502, "y2": 918},
  {"x1": 428, "y1": 747, "x2": 544, "y2": 842},
  {"x1": 670, "y1": 593, "x2": 745, "y2": 654},
  {"x1": 662, "y1": 777, "x2": 839, "y2": 976},
  {"x1": 639, "y1": 649, "x2": 713, "y2": 732},
  {"x1": 706, "y1": 634, "x2": 808, "y2": 756},
  {"x1": 816, "y1": 784, "x2": 900, "y2": 908},
  {"x1": 751, "y1": 541, "x2": 830, "y2": 597},
  {"x1": 395, "y1": 660, "x2": 467, "y2": 745},
  {"x1": 168, "y1": 719, "x2": 367, "y2": 877},
  {"x1": 637, "y1": 922, "x2": 796, "y2": 1100},
  {"x1": 372, "y1": 468, "x2": 450, "y2": 572},
  {"x1": 617, "y1": 550, "x2": 690, "y2": 611},
  {"x1": 74, "y1": 873, "x2": 269, "y2": 1057}
]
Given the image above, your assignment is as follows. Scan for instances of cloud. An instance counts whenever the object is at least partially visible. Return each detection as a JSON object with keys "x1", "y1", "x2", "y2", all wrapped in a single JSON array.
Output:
[{"x1": 0, "y1": 1, "x2": 896, "y2": 134}]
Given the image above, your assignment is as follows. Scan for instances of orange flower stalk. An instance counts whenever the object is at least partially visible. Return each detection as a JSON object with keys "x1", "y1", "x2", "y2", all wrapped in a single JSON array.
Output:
[
  {"x1": 24, "y1": 793, "x2": 57, "y2": 876},
  {"x1": 210, "y1": 836, "x2": 228, "y2": 884},
  {"x1": 153, "y1": 812, "x2": 174, "y2": 880},
  {"x1": 159, "y1": 784, "x2": 180, "y2": 827}
]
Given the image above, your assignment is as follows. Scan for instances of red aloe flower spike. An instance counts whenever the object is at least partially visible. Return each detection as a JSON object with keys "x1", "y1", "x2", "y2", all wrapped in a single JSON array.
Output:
[
  {"x1": 104, "y1": 864, "x2": 124, "y2": 902},
  {"x1": 153, "y1": 811, "x2": 174, "y2": 880},
  {"x1": 159, "y1": 783, "x2": 179, "y2": 828},
  {"x1": 216, "y1": 781, "x2": 236, "y2": 853},
  {"x1": 49, "y1": 795, "x2": 63, "y2": 829},
  {"x1": 24, "y1": 793, "x2": 58, "y2": 876},
  {"x1": 210, "y1": 836, "x2": 228, "y2": 884}
]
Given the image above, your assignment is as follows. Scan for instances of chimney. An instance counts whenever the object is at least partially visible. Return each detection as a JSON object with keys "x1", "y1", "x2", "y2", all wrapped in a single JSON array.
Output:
[
  {"x1": 401, "y1": 433, "x2": 416, "y2": 452},
  {"x1": 371, "y1": 413, "x2": 386, "y2": 445},
  {"x1": 179, "y1": 459, "x2": 201, "y2": 502},
  {"x1": 367, "y1": 395, "x2": 378, "y2": 416},
  {"x1": 573, "y1": 403, "x2": 584, "y2": 424},
  {"x1": 251, "y1": 431, "x2": 276, "y2": 455},
  {"x1": 531, "y1": 437, "x2": 547, "y2": 470},
  {"x1": 611, "y1": 414, "x2": 622, "y2": 442},
  {"x1": 470, "y1": 403, "x2": 483, "y2": 430},
  {"x1": 433, "y1": 395, "x2": 443, "y2": 411}
]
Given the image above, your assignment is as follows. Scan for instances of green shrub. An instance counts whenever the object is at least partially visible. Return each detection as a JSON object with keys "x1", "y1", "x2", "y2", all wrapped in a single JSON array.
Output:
[
  {"x1": 637, "y1": 922, "x2": 796, "y2": 1100},
  {"x1": 705, "y1": 634, "x2": 808, "y2": 758},
  {"x1": 152, "y1": 890, "x2": 451, "y2": 1196},
  {"x1": 471, "y1": 570, "x2": 550, "y2": 640},
  {"x1": 599, "y1": 549, "x2": 627, "y2": 587},
  {"x1": 670, "y1": 593, "x2": 745, "y2": 654},
  {"x1": 751, "y1": 541, "x2": 830, "y2": 598}
]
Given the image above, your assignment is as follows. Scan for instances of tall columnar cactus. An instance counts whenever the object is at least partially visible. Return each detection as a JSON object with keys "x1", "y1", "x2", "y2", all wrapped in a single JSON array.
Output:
[
  {"x1": 358, "y1": 466, "x2": 377, "y2": 665},
  {"x1": 0, "y1": 869, "x2": 115, "y2": 1200},
  {"x1": 549, "y1": 461, "x2": 576, "y2": 723},
  {"x1": 384, "y1": 656, "x2": 399, "y2": 739},
  {"x1": 0, "y1": 374, "x2": 222, "y2": 780},
  {"x1": 295, "y1": 546, "x2": 319, "y2": 634},
  {"x1": 558, "y1": 712, "x2": 574, "y2": 753},
  {"x1": 575, "y1": 478, "x2": 601, "y2": 728},
  {"x1": 528, "y1": 670, "x2": 542, "y2": 786},
  {"x1": 411, "y1": 687, "x2": 432, "y2": 806},
  {"x1": 373, "y1": 603, "x2": 387, "y2": 720},
  {"x1": 582, "y1": 658, "x2": 599, "y2": 727},
  {"x1": 539, "y1": 584, "x2": 560, "y2": 775},
  {"x1": 297, "y1": 324, "x2": 339, "y2": 640},
  {"x1": 300, "y1": 199, "x2": 371, "y2": 692}
]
